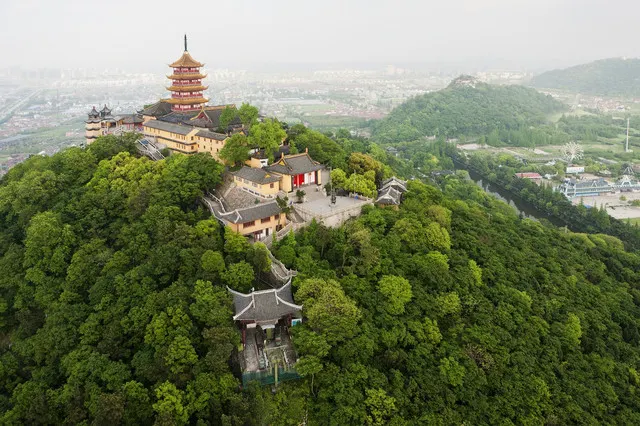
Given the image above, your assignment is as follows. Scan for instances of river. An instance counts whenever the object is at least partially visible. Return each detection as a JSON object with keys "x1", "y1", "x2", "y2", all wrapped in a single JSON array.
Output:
[{"x1": 461, "y1": 166, "x2": 567, "y2": 227}]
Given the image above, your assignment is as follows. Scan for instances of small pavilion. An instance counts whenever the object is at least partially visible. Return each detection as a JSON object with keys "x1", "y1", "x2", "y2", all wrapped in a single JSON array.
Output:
[{"x1": 228, "y1": 281, "x2": 302, "y2": 379}]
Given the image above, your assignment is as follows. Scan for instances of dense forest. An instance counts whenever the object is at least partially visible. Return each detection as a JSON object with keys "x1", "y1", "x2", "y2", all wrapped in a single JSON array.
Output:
[
  {"x1": 371, "y1": 78, "x2": 566, "y2": 144},
  {"x1": 2, "y1": 132, "x2": 640, "y2": 424},
  {"x1": 530, "y1": 58, "x2": 640, "y2": 97}
]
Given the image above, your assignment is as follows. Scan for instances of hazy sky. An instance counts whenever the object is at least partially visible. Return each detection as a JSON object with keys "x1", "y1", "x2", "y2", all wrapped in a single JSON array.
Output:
[{"x1": 1, "y1": 0, "x2": 639, "y2": 72}]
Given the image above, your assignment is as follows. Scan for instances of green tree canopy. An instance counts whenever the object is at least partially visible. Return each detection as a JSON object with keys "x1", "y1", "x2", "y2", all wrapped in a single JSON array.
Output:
[
  {"x1": 248, "y1": 119, "x2": 286, "y2": 161},
  {"x1": 218, "y1": 133, "x2": 250, "y2": 166},
  {"x1": 377, "y1": 275, "x2": 412, "y2": 315},
  {"x1": 238, "y1": 103, "x2": 259, "y2": 127}
]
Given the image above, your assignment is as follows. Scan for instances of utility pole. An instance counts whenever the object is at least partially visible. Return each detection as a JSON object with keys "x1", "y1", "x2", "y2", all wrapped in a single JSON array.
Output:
[{"x1": 626, "y1": 118, "x2": 630, "y2": 153}]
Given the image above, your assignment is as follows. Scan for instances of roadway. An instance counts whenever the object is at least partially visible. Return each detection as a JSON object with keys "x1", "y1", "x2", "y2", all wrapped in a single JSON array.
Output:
[{"x1": 0, "y1": 88, "x2": 44, "y2": 124}]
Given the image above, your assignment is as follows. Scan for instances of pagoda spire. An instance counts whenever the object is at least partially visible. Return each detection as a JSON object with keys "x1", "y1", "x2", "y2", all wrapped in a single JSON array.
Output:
[{"x1": 184, "y1": 34, "x2": 187, "y2": 52}]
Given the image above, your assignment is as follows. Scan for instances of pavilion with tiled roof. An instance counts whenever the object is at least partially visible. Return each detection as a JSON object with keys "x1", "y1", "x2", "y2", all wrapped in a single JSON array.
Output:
[
  {"x1": 227, "y1": 280, "x2": 302, "y2": 327},
  {"x1": 376, "y1": 176, "x2": 408, "y2": 207}
]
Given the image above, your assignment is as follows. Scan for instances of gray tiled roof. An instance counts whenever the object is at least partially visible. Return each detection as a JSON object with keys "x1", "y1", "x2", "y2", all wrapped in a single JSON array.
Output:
[
  {"x1": 376, "y1": 186, "x2": 403, "y2": 205},
  {"x1": 113, "y1": 114, "x2": 143, "y2": 124},
  {"x1": 196, "y1": 129, "x2": 227, "y2": 141},
  {"x1": 159, "y1": 111, "x2": 199, "y2": 124},
  {"x1": 250, "y1": 145, "x2": 290, "y2": 160},
  {"x1": 267, "y1": 153, "x2": 324, "y2": 176},
  {"x1": 139, "y1": 101, "x2": 173, "y2": 117},
  {"x1": 228, "y1": 280, "x2": 302, "y2": 322},
  {"x1": 218, "y1": 200, "x2": 281, "y2": 224},
  {"x1": 204, "y1": 108, "x2": 242, "y2": 128},
  {"x1": 155, "y1": 105, "x2": 242, "y2": 130},
  {"x1": 381, "y1": 177, "x2": 407, "y2": 192},
  {"x1": 234, "y1": 166, "x2": 281, "y2": 184},
  {"x1": 144, "y1": 120, "x2": 195, "y2": 136}
]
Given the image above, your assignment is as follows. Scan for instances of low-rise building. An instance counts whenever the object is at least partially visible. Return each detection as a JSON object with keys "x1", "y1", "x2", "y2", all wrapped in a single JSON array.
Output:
[
  {"x1": 566, "y1": 166, "x2": 585, "y2": 174},
  {"x1": 231, "y1": 151, "x2": 326, "y2": 199},
  {"x1": 557, "y1": 178, "x2": 614, "y2": 198},
  {"x1": 143, "y1": 119, "x2": 229, "y2": 158},
  {"x1": 233, "y1": 167, "x2": 282, "y2": 198},
  {"x1": 515, "y1": 172, "x2": 543, "y2": 182},
  {"x1": 217, "y1": 201, "x2": 286, "y2": 240},
  {"x1": 228, "y1": 281, "x2": 302, "y2": 386},
  {"x1": 266, "y1": 151, "x2": 324, "y2": 193},
  {"x1": 84, "y1": 105, "x2": 145, "y2": 144}
]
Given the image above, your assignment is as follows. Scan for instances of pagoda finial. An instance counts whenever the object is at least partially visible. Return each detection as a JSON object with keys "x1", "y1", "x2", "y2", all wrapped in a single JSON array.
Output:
[{"x1": 184, "y1": 34, "x2": 187, "y2": 52}]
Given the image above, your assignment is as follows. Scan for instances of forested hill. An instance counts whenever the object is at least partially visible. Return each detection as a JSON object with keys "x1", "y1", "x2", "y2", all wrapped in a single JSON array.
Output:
[
  {"x1": 2, "y1": 133, "x2": 640, "y2": 424},
  {"x1": 371, "y1": 76, "x2": 566, "y2": 143},
  {"x1": 530, "y1": 58, "x2": 640, "y2": 97}
]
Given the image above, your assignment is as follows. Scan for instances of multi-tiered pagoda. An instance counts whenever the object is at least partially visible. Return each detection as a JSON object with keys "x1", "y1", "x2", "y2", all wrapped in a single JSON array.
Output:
[{"x1": 166, "y1": 35, "x2": 208, "y2": 112}]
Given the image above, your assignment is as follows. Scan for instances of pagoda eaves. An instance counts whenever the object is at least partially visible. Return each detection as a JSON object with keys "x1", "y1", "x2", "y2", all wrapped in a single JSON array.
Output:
[
  {"x1": 166, "y1": 85, "x2": 209, "y2": 92},
  {"x1": 166, "y1": 97, "x2": 209, "y2": 106},
  {"x1": 169, "y1": 51, "x2": 204, "y2": 68},
  {"x1": 167, "y1": 73, "x2": 207, "y2": 80}
]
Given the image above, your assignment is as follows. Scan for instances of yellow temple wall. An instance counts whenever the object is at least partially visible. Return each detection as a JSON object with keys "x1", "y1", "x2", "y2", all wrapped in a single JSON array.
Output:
[
  {"x1": 228, "y1": 213, "x2": 287, "y2": 236},
  {"x1": 278, "y1": 173, "x2": 293, "y2": 193},
  {"x1": 245, "y1": 157, "x2": 268, "y2": 168},
  {"x1": 196, "y1": 135, "x2": 227, "y2": 161},
  {"x1": 143, "y1": 126, "x2": 199, "y2": 154},
  {"x1": 233, "y1": 175, "x2": 281, "y2": 197},
  {"x1": 85, "y1": 122, "x2": 101, "y2": 144}
]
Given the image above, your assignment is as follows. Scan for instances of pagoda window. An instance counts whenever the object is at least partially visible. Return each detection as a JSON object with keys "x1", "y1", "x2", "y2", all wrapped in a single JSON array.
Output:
[
  {"x1": 243, "y1": 221, "x2": 255, "y2": 228},
  {"x1": 261, "y1": 218, "x2": 270, "y2": 224}
]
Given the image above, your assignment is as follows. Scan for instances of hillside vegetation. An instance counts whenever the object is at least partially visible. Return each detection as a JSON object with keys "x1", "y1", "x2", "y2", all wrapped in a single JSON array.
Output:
[
  {"x1": 530, "y1": 58, "x2": 640, "y2": 97},
  {"x1": 1, "y1": 133, "x2": 640, "y2": 424},
  {"x1": 372, "y1": 77, "x2": 566, "y2": 143}
]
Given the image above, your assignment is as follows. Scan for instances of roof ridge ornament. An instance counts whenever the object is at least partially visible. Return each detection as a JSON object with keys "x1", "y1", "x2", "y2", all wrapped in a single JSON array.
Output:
[{"x1": 184, "y1": 34, "x2": 188, "y2": 52}]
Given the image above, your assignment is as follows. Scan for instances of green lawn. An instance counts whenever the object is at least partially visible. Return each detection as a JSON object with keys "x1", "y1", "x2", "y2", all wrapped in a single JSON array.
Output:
[{"x1": 304, "y1": 115, "x2": 368, "y2": 130}]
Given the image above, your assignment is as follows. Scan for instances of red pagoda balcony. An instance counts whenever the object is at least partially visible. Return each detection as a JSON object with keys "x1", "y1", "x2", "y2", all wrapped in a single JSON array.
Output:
[
  {"x1": 172, "y1": 80, "x2": 200, "y2": 85},
  {"x1": 173, "y1": 67, "x2": 200, "y2": 73},
  {"x1": 171, "y1": 92, "x2": 204, "y2": 98}
]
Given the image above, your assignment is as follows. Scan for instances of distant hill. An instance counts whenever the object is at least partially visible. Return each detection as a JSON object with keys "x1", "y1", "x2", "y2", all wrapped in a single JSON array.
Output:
[
  {"x1": 530, "y1": 58, "x2": 640, "y2": 97},
  {"x1": 372, "y1": 76, "x2": 566, "y2": 143}
]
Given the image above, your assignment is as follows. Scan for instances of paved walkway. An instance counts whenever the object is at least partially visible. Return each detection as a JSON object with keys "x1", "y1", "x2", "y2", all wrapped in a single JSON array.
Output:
[
  {"x1": 299, "y1": 195, "x2": 370, "y2": 216},
  {"x1": 243, "y1": 329, "x2": 261, "y2": 372}
]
